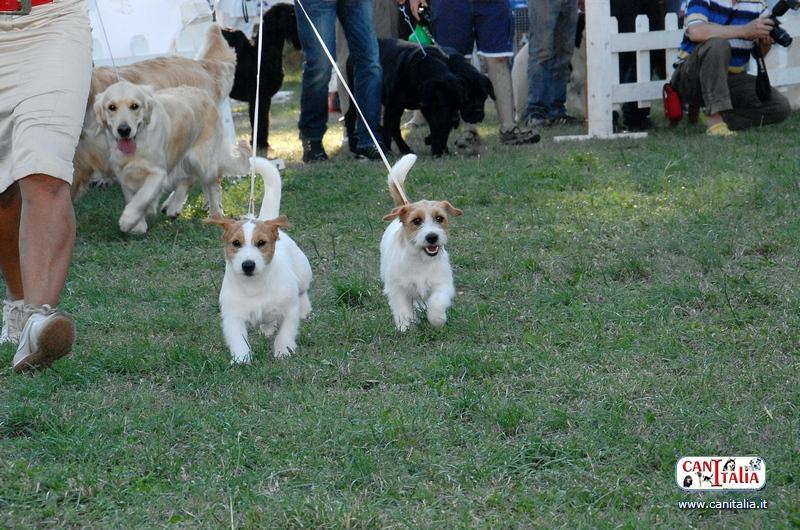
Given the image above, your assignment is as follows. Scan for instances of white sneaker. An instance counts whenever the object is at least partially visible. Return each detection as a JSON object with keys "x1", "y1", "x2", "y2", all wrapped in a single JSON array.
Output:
[
  {"x1": 1, "y1": 299, "x2": 25, "y2": 345},
  {"x1": 13, "y1": 305, "x2": 75, "y2": 373}
]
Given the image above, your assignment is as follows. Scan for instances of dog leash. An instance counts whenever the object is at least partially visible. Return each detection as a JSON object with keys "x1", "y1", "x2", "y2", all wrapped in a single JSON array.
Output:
[
  {"x1": 399, "y1": 5, "x2": 427, "y2": 57},
  {"x1": 295, "y1": 0, "x2": 392, "y2": 174},
  {"x1": 91, "y1": 0, "x2": 121, "y2": 82},
  {"x1": 246, "y1": 0, "x2": 267, "y2": 218}
]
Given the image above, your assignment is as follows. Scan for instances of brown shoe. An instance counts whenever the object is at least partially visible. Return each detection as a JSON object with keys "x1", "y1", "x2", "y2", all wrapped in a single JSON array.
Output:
[{"x1": 13, "y1": 305, "x2": 75, "y2": 373}]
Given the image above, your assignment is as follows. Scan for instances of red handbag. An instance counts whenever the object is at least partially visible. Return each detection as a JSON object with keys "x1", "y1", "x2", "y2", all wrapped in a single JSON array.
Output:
[{"x1": 663, "y1": 83, "x2": 683, "y2": 123}]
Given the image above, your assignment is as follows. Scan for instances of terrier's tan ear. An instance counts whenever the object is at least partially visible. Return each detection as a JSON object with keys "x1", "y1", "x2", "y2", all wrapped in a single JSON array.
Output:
[
  {"x1": 383, "y1": 205, "x2": 408, "y2": 222},
  {"x1": 440, "y1": 201, "x2": 463, "y2": 217},
  {"x1": 267, "y1": 214, "x2": 290, "y2": 229},
  {"x1": 264, "y1": 214, "x2": 290, "y2": 239}
]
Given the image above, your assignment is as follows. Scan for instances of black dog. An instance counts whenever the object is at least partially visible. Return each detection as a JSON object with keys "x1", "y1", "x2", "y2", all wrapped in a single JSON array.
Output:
[
  {"x1": 429, "y1": 46, "x2": 495, "y2": 126},
  {"x1": 222, "y1": 5, "x2": 301, "y2": 149},
  {"x1": 345, "y1": 38, "x2": 462, "y2": 157}
]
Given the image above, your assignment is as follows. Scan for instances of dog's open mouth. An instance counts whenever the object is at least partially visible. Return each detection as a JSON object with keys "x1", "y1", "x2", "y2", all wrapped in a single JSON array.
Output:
[
  {"x1": 424, "y1": 245, "x2": 440, "y2": 256},
  {"x1": 117, "y1": 138, "x2": 137, "y2": 155}
]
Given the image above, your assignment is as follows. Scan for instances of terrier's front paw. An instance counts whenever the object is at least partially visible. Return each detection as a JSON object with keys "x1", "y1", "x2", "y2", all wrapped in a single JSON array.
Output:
[
  {"x1": 274, "y1": 342, "x2": 296, "y2": 359},
  {"x1": 230, "y1": 353, "x2": 252, "y2": 365},
  {"x1": 394, "y1": 315, "x2": 414, "y2": 332},
  {"x1": 427, "y1": 311, "x2": 447, "y2": 328}
]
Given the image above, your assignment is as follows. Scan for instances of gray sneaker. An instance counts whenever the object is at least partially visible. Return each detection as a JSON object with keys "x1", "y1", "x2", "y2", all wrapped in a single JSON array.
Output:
[
  {"x1": 1, "y1": 299, "x2": 25, "y2": 345},
  {"x1": 13, "y1": 305, "x2": 75, "y2": 373},
  {"x1": 500, "y1": 125, "x2": 541, "y2": 145},
  {"x1": 454, "y1": 129, "x2": 481, "y2": 149}
]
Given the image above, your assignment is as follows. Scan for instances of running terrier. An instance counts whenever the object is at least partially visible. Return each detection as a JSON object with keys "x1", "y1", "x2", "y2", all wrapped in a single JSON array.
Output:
[
  {"x1": 380, "y1": 154, "x2": 463, "y2": 331},
  {"x1": 206, "y1": 158, "x2": 312, "y2": 362}
]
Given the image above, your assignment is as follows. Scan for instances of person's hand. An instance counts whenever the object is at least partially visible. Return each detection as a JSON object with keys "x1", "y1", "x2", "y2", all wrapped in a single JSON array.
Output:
[
  {"x1": 741, "y1": 17, "x2": 774, "y2": 41},
  {"x1": 578, "y1": 0, "x2": 585, "y2": 11},
  {"x1": 396, "y1": 0, "x2": 426, "y2": 21}
]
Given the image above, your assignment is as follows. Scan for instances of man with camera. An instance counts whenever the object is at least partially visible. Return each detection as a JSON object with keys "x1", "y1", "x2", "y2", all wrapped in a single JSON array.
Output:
[{"x1": 671, "y1": 0, "x2": 792, "y2": 136}]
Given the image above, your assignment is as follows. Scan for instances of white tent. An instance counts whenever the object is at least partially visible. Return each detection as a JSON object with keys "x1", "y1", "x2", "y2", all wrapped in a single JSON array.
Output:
[{"x1": 90, "y1": 0, "x2": 213, "y2": 66}]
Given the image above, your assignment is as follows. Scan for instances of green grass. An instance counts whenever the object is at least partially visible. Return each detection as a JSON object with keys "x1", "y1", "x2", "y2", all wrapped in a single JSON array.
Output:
[{"x1": 2, "y1": 85, "x2": 800, "y2": 528}]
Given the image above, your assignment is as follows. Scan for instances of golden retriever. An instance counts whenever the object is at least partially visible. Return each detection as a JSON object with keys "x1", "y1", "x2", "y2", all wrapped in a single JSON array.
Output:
[
  {"x1": 73, "y1": 24, "x2": 241, "y2": 198},
  {"x1": 94, "y1": 81, "x2": 230, "y2": 234}
]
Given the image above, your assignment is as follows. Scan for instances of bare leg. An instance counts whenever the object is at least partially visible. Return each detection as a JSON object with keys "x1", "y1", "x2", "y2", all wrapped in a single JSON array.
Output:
[
  {"x1": 0, "y1": 182, "x2": 23, "y2": 300},
  {"x1": 17, "y1": 174, "x2": 76, "y2": 306},
  {"x1": 486, "y1": 57, "x2": 516, "y2": 132}
]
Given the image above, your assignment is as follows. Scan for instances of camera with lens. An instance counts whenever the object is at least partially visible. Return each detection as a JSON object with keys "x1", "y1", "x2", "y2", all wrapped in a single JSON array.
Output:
[{"x1": 768, "y1": 0, "x2": 800, "y2": 48}]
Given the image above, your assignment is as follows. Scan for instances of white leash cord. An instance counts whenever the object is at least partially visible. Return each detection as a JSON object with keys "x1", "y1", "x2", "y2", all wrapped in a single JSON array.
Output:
[
  {"x1": 91, "y1": 0, "x2": 121, "y2": 82},
  {"x1": 247, "y1": 0, "x2": 267, "y2": 217}
]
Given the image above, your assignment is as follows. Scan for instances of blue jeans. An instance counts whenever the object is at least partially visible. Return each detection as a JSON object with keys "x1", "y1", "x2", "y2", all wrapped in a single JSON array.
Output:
[
  {"x1": 526, "y1": 0, "x2": 578, "y2": 119},
  {"x1": 294, "y1": 0, "x2": 383, "y2": 146}
]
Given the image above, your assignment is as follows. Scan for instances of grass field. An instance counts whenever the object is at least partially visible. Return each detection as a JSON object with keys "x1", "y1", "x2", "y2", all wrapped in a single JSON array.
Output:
[{"x1": 2, "y1": 79, "x2": 800, "y2": 528}]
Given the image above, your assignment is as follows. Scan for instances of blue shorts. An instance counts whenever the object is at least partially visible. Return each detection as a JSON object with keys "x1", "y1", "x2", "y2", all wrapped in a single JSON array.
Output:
[{"x1": 432, "y1": 0, "x2": 513, "y2": 57}]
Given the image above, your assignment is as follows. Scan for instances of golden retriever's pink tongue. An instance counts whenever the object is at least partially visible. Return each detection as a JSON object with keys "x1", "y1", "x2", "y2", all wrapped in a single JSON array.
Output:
[{"x1": 117, "y1": 138, "x2": 136, "y2": 155}]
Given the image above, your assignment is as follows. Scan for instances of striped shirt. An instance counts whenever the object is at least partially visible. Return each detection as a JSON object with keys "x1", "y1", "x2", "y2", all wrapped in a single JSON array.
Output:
[{"x1": 677, "y1": 0, "x2": 767, "y2": 72}]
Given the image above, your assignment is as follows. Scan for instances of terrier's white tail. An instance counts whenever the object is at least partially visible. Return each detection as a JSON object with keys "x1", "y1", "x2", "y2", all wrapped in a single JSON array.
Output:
[
  {"x1": 252, "y1": 157, "x2": 282, "y2": 220},
  {"x1": 387, "y1": 154, "x2": 417, "y2": 206}
]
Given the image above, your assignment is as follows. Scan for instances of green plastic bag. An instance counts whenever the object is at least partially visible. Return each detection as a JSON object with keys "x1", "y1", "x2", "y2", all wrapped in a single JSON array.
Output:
[{"x1": 408, "y1": 25, "x2": 433, "y2": 46}]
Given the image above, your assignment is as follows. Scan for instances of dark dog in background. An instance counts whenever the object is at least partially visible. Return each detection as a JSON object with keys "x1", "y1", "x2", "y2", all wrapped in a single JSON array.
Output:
[
  {"x1": 345, "y1": 38, "x2": 462, "y2": 157},
  {"x1": 222, "y1": 4, "x2": 301, "y2": 150},
  {"x1": 430, "y1": 46, "x2": 495, "y2": 126}
]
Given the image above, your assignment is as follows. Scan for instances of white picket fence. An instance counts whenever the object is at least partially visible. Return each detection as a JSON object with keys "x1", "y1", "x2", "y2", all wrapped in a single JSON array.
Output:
[{"x1": 557, "y1": 0, "x2": 800, "y2": 141}]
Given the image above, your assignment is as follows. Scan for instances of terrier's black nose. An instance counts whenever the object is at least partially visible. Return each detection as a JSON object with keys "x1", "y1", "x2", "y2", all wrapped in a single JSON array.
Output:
[
  {"x1": 241, "y1": 260, "x2": 256, "y2": 275},
  {"x1": 425, "y1": 233, "x2": 439, "y2": 244},
  {"x1": 117, "y1": 124, "x2": 131, "y2": 138}
]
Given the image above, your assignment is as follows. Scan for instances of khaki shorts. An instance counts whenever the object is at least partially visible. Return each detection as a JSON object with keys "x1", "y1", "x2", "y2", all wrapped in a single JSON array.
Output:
[{"x1": 0, "y1": 0, "x2": 92, "y2": 194}]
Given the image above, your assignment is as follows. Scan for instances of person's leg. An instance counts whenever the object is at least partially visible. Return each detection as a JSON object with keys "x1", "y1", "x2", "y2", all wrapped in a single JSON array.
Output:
[
  {"x1": 294, "y1": 0, "x2": 337, "y2": 143},
  {"x1": 486, "y1": 57, "x2": 516, "y2": 131},
  {"x1": 672, "y1": 38, "x2": 733, "y2": 128},
  {"x1": 473, "y1": 0, "x2": 529, "y2": 136},
  {"x1": 547, "y1": 0, "x2": 579, "y2": 120},
  {"x1": 0, "y1": 182, "x2": 23, "y2": 301},
  {"x1": 337, "y1": 0, "x2": 384, "y2": 150},
  {"x1": 0, "y1": 182, "x2": 25, "y2": 344},
  {"x1": 2, "y1": 1, "x2": 90, "y2": 369},
  {"x1": 431, "y1": 0, "x2": 474, "y2": 56},
  {"x1": 527, "y1": 0, "x2": 558, "y2": 120},
  {"x1": 722, "y1": 73, "x2": 791, "y2": 130},
  {"x1": 18, "y1": 175, "x2": 75, "y2": 307},
  {"x1": 613, "y1": 0, "x2": 645, "y2": 127}
]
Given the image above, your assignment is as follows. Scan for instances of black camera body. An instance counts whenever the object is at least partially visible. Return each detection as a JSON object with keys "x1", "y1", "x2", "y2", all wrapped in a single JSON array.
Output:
[{"x1": 769, "y1": 0, "x2": 800, "y2": 48}]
